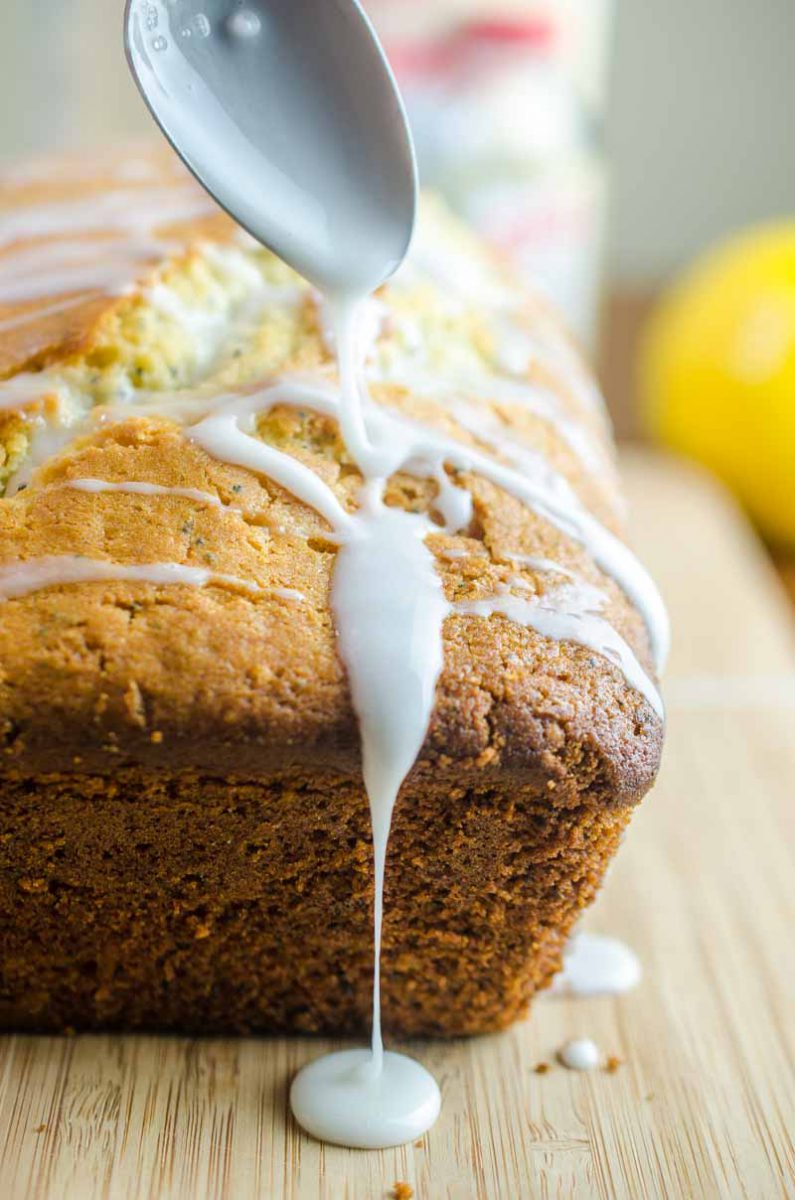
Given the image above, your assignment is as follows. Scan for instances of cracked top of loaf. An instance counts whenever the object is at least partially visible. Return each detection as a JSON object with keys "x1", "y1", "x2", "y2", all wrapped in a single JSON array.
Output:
[{"x1": 0, "y1": 147, "x2": 662, "y2": 800}]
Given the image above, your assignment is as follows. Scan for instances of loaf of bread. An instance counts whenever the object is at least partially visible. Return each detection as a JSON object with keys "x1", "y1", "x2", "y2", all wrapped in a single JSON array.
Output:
[{"x1": 0, "y1": 149, "x2": 664, "y2": 1036}]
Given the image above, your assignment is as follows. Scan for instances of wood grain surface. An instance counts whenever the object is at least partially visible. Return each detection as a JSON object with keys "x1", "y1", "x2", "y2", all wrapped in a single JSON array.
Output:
[{"x1": 0, "y1": 450, "x2": 793, "y2": 1200}]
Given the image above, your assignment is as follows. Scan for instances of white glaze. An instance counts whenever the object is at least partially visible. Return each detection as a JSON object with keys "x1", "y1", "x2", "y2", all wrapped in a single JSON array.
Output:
[
  {"x1": 146, "y1": 282, "x2": 226, "y2": 341},
  {"x1": 0, "y1": 553, "x2": 304, "y2": 605},
  {"x1": 396, "y1": 212, "x2": 609, "y2": 424},
  {"x1": 0, "y1": 186, "x2": 215, "y2": 251},
  {"x1": 432, "y1": 464, "x2": 474, "y2": 533},
  {"x1": 113, "y1": 158, "x2": 164, "y2": 182},
  {"x1": 378, "y1": 361, "x2": 611, "y2": 485},
  {"x1": 558, "y1": 1037, "x2": 602, "y2": 1071},
  {"x1": 0, "y1": 236, "x2": 166, "y2": 304},
  {"x1": 284, "y1": 294, "x2": 446, "y2": 1143},
  {"x1": 314, "y1": 289, "x2": 388, "y2": 366},
  {"x1": 456, "y1": 587, "x2": 663, "y2": 719},
  {"x1": 0, "y1": 296, "x2": 98, "y2": 335},
  {"x1": 506, "y1": 554, "x2": 576, "y2": 578},
  {"x1": 188, "y1": 384, "x2": 354, "y2": 534},
  {"x1": 390, "y1": 399, "x2": 668, "y2": 670},
  {"x1": 0, "y1": 183, "x2": 216, "y2": 323},
  {"x1": 551, "y1": 933, "x2": 642, "y2": 998},
  {"x1": 5, "y1": 420, "x2": 79, "y2": 497},
  {"x1": 438, "y1": 546, "x2": 486, "y2": 562},
  {"x1": 405, "y1": 219, "x2": 515, "y2": 312},
  {"x1": 289, "y1": 1049, "x2": 440, "y2": 1150},
  {"x1": 0, "y1": 555, "x2": 259, "y2": 600},
  {"x1": 489, "y1": 311, "x2": 608, "y2": 421},
  {"x1": 0, "y1": 373, "x2": 66, "y2": 413},
  {"x1": 64, "y1": 478, "x2": 233, "y2": 509},
  {"x1": 145, "y1": 250, "x2": 302, "y2": 380},
  {"x1": 331, "y1": 486, "x2": 448, "y2": 1071}
]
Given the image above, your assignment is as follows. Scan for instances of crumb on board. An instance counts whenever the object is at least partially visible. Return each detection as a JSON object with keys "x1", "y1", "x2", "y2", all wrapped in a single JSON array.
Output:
[
  {"x1": 534, "y1": 1062, "x2": 550, "y2": 1074},
  {"x1": 605, "y1": 1055, "x2": 623, "y2": 1074},
  {"x1": 33, "y1": 1123, "x2": 47, "y2": 1134},
  {"x1": 391, "y1": 1183, "x2": 414, "y2": 1200}
]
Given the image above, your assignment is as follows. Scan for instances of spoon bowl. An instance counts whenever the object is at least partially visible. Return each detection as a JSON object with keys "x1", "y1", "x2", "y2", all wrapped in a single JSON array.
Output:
[{"x1": 124, "y1": 0, "x2": 417, "y2": 294}]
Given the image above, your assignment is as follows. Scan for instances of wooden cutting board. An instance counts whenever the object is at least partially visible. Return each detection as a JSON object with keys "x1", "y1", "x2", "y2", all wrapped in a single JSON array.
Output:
[{"x1": 1, "y1": 450, "x2": 793, "y2": 1200}]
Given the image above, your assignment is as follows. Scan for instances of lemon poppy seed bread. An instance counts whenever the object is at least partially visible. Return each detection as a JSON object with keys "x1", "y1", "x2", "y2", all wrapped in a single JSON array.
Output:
[{"x1": 0, "y1": 150, "x2": 663, "y2": 1036}]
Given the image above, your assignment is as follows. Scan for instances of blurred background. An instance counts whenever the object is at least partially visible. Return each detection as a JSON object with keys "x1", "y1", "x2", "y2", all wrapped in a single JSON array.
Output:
[{"x1": 1, "y1": 0, "x2": 793, "y2": 590}]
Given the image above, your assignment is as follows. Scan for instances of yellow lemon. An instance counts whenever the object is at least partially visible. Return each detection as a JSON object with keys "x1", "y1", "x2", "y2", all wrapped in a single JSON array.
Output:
[{"x1": 640, "y1": 222, "x2": 795, "y2": 546}]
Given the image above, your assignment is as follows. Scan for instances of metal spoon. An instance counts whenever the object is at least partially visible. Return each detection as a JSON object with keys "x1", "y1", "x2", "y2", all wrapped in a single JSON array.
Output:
[{"x1": 123, "y1": 0, "x2": 417, "y2": 295}]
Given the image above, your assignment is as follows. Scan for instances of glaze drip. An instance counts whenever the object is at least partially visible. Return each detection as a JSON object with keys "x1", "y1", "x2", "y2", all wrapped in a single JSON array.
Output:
[
  {"x1": 0, "y1": 555, "x2": 259, "y2": 600},
  {"x1": 0, "y1": 183, "x2": 218, "y2": 328}
]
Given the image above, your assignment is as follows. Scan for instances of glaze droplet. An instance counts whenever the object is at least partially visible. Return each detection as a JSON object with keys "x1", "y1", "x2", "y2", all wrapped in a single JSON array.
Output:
[
  {"x1": 558, "y1": 1037, "x2": 602, "y2": 1071},
  {"x1": 550, "y1": 933, "x2": 642, "y2": 998},
  {"x1": 290, "y1": 1049, "x2": 441, "y2": 1149}
]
